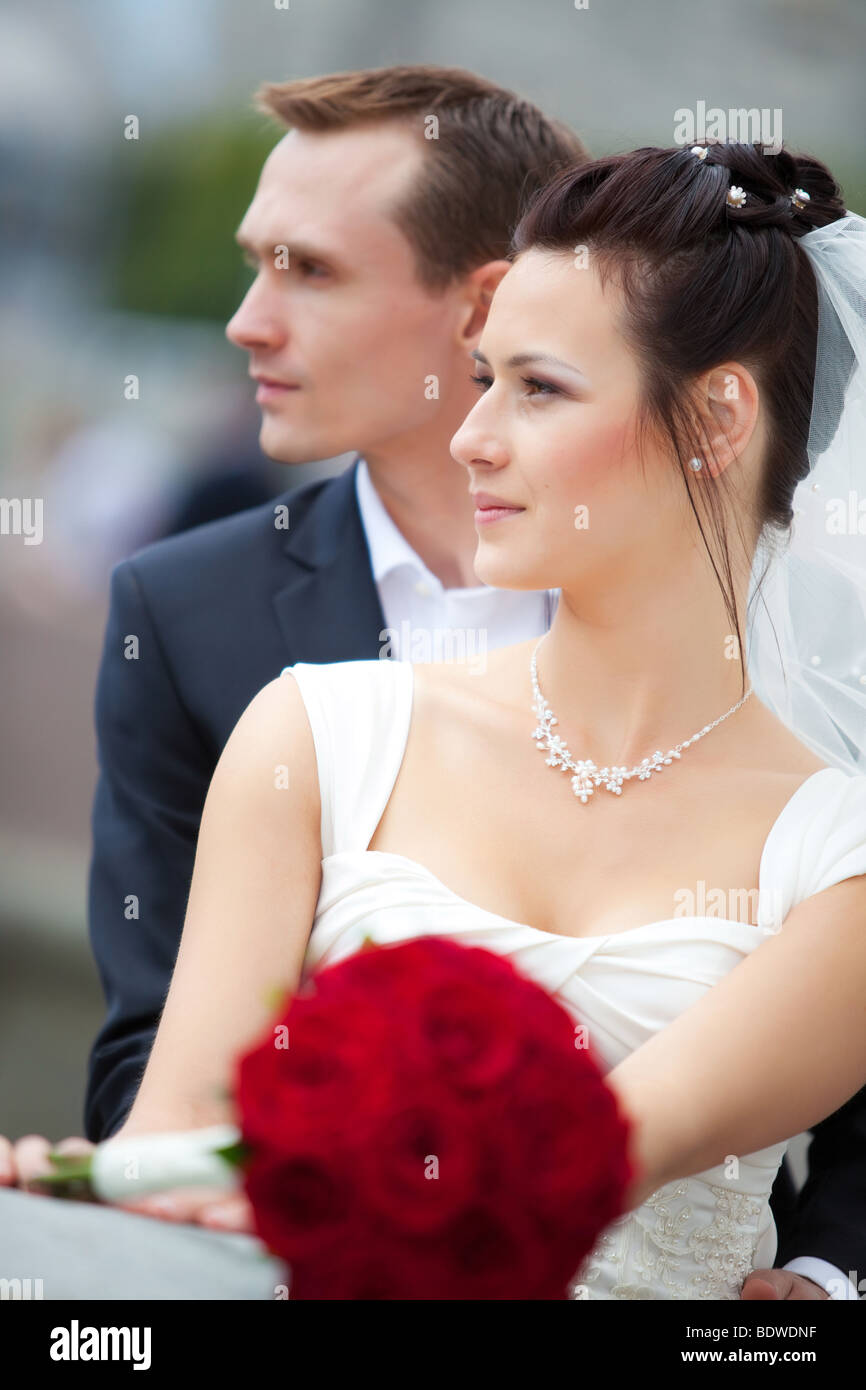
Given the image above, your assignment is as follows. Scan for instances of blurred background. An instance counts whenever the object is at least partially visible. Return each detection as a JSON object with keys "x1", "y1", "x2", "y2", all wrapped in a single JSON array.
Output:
[{"x1": 1, "y1": 0, "x2": 864, "y2": 1147}]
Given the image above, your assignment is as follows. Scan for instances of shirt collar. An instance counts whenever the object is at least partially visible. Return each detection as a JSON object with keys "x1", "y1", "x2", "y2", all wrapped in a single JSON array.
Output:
[{"x1": 354, "y1": 455, "x2": 447, "y2": 590}]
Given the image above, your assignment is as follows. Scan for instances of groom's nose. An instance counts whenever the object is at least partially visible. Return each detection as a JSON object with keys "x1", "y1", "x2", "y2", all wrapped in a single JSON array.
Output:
[{"x1": 226, "y1": 283, "x2": 287, "y2": 355}]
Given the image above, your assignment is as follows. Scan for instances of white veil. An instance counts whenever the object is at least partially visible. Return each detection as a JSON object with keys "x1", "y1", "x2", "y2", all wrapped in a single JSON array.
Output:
[{"x1": 746, "y1": 212, "x2": 866, "y2": 774}]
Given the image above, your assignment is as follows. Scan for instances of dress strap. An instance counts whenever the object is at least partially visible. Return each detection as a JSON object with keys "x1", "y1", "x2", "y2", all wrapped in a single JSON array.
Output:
[
  {"x1": 281, "y1": 658, "x2": 414, "y2": 858},
  {"x1": 758, "y1": 768, "x2": 866, "y2": 932}
]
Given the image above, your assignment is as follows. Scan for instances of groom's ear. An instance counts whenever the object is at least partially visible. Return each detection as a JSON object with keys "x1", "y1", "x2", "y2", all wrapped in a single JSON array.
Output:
[
  {"x1": 695, "y1": 362, "x2": 762, "y2": 477},
  {"x1": 455, "y1": 260, "x2": 513, "y2": 346}
]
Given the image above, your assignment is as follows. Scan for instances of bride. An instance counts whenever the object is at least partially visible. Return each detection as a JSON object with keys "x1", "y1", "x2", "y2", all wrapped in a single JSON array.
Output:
[{"x1": 45, "y1": 143, "x2": 866, "y2": 1297}]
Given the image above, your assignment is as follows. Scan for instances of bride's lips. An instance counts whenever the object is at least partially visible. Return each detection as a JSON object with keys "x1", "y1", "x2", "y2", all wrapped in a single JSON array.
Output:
[{"x1": 470, "y1": 490, "x2": 526, "y2": 526}]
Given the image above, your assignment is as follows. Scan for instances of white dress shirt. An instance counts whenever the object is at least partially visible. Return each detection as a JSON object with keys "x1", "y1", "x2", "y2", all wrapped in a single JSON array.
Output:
[{"x1": 353, "y1": 454, "x2": 859, "y2": 1301}]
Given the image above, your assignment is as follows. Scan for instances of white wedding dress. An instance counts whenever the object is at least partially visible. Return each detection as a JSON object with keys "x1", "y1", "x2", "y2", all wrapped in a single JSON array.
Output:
[{"x1": 283, "y1": 656, "x2": 866, "y2": 1301}]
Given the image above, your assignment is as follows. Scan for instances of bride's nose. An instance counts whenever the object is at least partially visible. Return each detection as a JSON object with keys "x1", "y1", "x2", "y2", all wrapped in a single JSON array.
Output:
[{"x1": 450, "y1": 409, "x2": 509, "y2": 473}]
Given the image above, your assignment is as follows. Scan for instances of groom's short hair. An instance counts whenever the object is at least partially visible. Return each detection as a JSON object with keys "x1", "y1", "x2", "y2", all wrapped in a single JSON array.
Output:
[{"x1": 254, "y1": 64, "x2": 588, "y2": 290}]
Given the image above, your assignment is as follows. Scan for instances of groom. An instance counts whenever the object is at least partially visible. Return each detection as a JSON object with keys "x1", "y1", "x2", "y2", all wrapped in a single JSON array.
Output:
[{"x1": 13, "y1": 66, "x2": 862, "y2": 1300}]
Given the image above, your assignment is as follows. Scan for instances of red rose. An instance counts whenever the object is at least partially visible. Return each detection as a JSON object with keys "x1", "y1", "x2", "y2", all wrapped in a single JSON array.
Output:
[
  {"x1": 416, "y1": 977, "x2": 523, "y2": 1089},
  {"x1": 356, "y1": 1089, "x2": 484, "y2": 1234},
  {"x1": 244, "y1": 1149, "x2": 354, "y2": 1261}
]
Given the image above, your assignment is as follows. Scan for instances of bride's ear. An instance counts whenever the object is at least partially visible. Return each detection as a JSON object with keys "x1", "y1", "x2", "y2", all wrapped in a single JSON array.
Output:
[{"x1": 692, "y1": 363, "x2": 761, "y2": 477}]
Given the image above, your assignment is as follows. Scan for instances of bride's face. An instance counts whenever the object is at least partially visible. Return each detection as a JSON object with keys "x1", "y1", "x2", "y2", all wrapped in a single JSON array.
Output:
[{"x1": 450, "y1": 247, "x2": 687, "y2": 594}]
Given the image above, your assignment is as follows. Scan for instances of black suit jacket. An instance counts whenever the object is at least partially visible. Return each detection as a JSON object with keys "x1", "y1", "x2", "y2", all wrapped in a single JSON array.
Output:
[{"x1": 84, "y1": 457, "x2": 866, "y2": 1284}]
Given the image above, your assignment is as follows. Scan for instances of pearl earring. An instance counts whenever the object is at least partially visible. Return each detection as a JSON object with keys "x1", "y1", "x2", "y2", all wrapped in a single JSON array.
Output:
[{"x1": 688, "y1": 457, "x2": 703, "y2": 472}]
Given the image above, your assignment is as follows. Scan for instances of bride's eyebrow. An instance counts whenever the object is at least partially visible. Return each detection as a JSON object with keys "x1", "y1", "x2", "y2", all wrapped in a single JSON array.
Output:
[{"x1": 471, "y1": 348, "x2": 589, "y2": 383}]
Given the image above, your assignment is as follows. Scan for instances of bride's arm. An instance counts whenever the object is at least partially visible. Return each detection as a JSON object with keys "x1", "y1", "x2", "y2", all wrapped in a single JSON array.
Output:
[
  {"x1": 608, "y1": 873, "x2": 866, "y2": 1209},
  {"x1": 117, "y1": 672, "x2": 322, "y2": 1136}
]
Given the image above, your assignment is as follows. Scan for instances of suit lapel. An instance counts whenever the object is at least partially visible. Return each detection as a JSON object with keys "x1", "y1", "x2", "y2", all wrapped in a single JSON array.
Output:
[{"x1": 271, "y1": 457, "x2": 387, "y2": 664}]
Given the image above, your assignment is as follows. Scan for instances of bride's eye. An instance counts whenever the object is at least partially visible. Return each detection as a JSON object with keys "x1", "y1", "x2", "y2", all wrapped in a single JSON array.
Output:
[
  {"x1": 521, "y1": 376, "x2": 560, "y2": 398},
  {"x1": 469, "y1": 372, "x2": 493, "y2": 392},
  {"x1": 468, "y1": 373, "x2": 561, "y2": 398}
]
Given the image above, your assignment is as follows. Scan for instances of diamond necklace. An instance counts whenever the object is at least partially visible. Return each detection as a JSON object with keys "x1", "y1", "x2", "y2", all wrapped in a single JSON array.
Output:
[{"x1": 530, "y1": 636, "x2": 753, "y2": 803}]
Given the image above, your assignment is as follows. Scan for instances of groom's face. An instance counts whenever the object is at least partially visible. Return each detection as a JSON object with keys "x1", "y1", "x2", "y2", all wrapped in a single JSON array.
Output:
[{"x1": 226, "y1": 124, "x2": 469, "y2": 464}]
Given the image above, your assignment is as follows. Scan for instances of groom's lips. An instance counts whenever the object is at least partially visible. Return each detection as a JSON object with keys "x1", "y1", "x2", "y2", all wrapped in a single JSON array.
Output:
[{"x1": 251, "y1": 372, "x2": 302, "y2": 403}]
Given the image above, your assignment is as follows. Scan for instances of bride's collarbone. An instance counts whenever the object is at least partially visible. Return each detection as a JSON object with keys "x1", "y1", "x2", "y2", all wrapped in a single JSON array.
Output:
[{"x1": 372, "y1": 661, "x2": 828, "y2": 939}]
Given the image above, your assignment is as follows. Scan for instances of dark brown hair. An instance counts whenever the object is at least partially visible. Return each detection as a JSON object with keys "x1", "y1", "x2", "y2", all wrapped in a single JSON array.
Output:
[
  {"x1": 512, "y1": 141, "x2": 847, "y2": 694},
  {"x1": 253, "y1": 64, "x2": 589, "y2": 290}
]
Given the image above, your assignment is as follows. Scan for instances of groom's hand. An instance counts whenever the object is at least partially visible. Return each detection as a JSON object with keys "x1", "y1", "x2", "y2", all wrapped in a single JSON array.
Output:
[{"x1": 740, "y1": 1268, "x2": 829, "y2": 1300}]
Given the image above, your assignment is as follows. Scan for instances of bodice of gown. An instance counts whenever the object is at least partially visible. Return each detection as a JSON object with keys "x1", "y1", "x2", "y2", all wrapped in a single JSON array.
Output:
[{"x1": 282, "y1": 656, "x2": 866, "y2": 1299}]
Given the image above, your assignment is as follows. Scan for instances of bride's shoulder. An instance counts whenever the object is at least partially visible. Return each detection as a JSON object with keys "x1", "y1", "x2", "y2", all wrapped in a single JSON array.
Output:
[
  {"x1": 730, "y1": 701, "x2": 866, "y2": 826},
  {"x1": 743, "y1": 700, "x2": 837, "y2": 781},
  {"x1": 226, "y1": 671, "x2": 320, "y2": 791},
  {"x1": 409, "y1": 638, "x2": 537, "y2": 724},
  {"x1": 204, "y1": 671, "x2": 322, "y2": 846}
]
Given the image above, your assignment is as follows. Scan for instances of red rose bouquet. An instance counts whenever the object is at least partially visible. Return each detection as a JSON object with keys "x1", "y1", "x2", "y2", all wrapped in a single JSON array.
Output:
[
  {"x1": 235, "y1": 935, "x2": 634, "y2": 1299},
  {"x1": 41, "y1": 934, "x2": 634, "y2": 1298}
]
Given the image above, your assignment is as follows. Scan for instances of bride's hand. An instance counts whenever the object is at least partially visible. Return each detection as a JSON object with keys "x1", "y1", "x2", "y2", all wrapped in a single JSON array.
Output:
[
  {"x1": 105, "y1": 1119, "x2": 256, "y2": 1231},
  {"x1": 0, "y1": 1133, "x2": 95, "y2": 1192},
  {"x1": 114, "y1": 1186, "x2": 254, "y2": 1233},
  {"x1": 0, "y1": 1132, "x2": 254, "y2": 1232},
  {"x1": 99, "y1": 1119, "x2": 256, "y2": 1232}
]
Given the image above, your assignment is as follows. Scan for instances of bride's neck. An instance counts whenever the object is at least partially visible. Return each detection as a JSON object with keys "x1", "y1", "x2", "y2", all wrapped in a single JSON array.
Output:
[{"x1": 537, "y1": 574, "x2": 753, "y2": 770}]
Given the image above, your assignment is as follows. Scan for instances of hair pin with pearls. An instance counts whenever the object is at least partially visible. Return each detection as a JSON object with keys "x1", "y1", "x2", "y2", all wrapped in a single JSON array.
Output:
[{"x1": 686, "y1": 146, "x2": 809, "y2": 216}]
